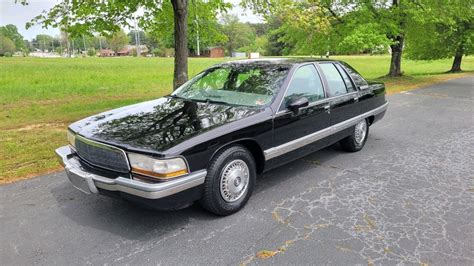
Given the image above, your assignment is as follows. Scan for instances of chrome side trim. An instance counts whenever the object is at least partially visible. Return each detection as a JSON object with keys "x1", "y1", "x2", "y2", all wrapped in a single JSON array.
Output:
[
  {"x1": 56, "y1": 146, "x2": 207, "y2": 200},
  {"x1": 264, "y1": 102, "x2": 388, "y2": 160}
]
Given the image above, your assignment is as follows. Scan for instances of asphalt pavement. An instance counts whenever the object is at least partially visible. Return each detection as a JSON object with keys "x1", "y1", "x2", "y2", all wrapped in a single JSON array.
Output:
[{"x1": 1, "y1": 76, "x2": 473, "y2": 265}]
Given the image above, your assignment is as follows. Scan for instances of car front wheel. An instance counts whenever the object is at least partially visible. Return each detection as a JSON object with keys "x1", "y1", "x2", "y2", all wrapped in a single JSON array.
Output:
[
  {"x1": 340, "y1": 119, "x2": 369, "y2": 152},
  {"x1": 199, "y1": 145, "x2": 256, "y2": 216}
]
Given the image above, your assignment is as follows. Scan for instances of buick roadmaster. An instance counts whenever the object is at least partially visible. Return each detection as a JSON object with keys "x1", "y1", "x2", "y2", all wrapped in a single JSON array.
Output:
[{"x1": 56, "y1": 59, "x2": 388, "y2": 216}]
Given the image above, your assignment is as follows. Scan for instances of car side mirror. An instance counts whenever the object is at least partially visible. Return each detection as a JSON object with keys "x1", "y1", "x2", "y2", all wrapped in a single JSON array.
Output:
[{"x1": 287, "y1": 97, "x2": 309, "y2": 114}]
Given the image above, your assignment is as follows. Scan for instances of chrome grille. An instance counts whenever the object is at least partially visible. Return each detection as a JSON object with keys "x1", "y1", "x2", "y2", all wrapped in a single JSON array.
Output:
[{"x1": 74, "y1": 136, "x2": 130, "y2": 173}]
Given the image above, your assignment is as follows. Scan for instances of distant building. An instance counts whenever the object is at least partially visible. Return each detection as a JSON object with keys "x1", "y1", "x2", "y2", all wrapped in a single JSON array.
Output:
[
  {"x1": 117, "y1": 45, "x2": 149, "y2": 56},
  {"x1": 116, "y1": 48, "x2": 129, "y2": 56},
  {"x1": 203, "y1": 47, "x2": 225, "y2": 58},
  {"x1": 249, "y1": 52, "x2": 260, "y2": 59},
  {"x1": 29, "y1": 52, "x2": 61, "y2": 58},
  {"x1": 99, "y1": 49, "x2": 115, "y2": 57},
  {"x1": 231, "y1": 52, "x2": 247, "y2": 58}
]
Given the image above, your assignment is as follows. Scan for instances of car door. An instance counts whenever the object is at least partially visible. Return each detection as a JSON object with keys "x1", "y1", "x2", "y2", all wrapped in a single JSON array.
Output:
[
  {"x1": 269, "y1": 64, "x2": 331, "y2": 165},
  {"x1": 317, "y1": 62, "x2": 361, "y2": 143}
]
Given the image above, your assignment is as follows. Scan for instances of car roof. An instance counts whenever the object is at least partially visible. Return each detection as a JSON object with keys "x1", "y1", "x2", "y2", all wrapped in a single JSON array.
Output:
[{"x1": 217, "y1": 57, "x2": 338, "y2": 67}]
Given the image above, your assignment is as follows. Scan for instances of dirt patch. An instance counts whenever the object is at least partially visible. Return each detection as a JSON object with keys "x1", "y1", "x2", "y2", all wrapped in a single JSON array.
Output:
[
  {"x1": 9, "y1": 123, "x2": 67, "y2": 132},
  {"x1": 385, "y1": 72, "x2": 472, "y2": 95},
  {"x1": 0, "y1": 166, "x2": 63, "y2": 185}
]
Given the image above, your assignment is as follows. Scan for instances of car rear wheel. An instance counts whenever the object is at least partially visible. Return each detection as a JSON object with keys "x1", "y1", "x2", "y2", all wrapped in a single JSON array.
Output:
[
  {"x1": 340, "y1": 119, "x2": 369, "y2": 152},
  {"x1": 199, "y1": 145, "x2": 256, "y2": 216}
]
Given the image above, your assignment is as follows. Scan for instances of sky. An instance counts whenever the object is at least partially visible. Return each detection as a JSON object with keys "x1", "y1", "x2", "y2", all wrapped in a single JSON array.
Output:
[{"x1": 0, "y1": 0, "x2": 263, "y2": 40}]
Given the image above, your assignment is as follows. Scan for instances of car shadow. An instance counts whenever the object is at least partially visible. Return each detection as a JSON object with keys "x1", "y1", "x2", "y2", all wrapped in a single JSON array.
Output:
[{"x1": 49, "y1": 143, "x2": 344, "y2": 241}]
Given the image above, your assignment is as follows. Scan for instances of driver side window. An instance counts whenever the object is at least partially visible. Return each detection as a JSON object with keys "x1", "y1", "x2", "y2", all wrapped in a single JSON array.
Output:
[{"x1": 281, "y1": 64, "x2": 324, "y2": 111}]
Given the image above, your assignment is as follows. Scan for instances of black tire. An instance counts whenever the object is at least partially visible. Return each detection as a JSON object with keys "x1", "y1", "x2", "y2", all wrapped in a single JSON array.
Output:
[
  {"x1": 199, "y1": 145, "x2": 256, "y2": 216},
  {"x1": 340, "y1": 119, "x2": 369, "y2": 152}
]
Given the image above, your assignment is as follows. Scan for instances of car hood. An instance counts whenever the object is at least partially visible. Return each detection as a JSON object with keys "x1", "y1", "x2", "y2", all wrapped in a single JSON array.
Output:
[{"x1": 70, "y1": 97, "x2": 262, "y2": 153}]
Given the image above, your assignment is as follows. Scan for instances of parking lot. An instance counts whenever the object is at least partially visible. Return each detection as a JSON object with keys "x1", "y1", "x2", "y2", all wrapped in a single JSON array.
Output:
[{"x1": 1, "y1": 77, "x2": 473, "y2": 265}]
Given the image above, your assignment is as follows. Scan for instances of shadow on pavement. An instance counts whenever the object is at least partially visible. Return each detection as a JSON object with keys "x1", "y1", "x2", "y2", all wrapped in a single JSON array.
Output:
[{"x1": 49, "y1": 144, "x2": 345, "y2": 241}]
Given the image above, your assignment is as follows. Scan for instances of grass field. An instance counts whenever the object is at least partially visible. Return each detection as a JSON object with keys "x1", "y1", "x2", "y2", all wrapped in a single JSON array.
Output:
[{"x1": 1, "y1": 55, "x2": 473, "y2": 183}]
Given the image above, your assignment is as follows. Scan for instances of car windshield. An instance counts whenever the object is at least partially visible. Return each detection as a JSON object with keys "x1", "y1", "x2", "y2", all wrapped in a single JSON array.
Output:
[{"x1": 172, "y1": 64, "x2": 291, "y2": 107}]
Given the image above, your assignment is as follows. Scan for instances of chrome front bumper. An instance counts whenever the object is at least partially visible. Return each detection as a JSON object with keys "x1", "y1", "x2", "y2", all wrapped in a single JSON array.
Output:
[{"x1": 55, "y1": 146, "x2": 207, "y2": 199}]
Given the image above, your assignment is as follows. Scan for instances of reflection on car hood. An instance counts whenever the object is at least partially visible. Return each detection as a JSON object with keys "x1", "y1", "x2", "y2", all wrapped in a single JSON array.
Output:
[{"x1": 69, "y1": 97, "x2": 261, "y2": 152}]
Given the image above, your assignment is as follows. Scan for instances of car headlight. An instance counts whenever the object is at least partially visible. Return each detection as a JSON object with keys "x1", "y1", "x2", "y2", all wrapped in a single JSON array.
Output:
[
  {"x1": 67, "y1": 130, "x2": 76, "y2": 147},
  {"x1": 128, "y1": 153, "x2": 188, "y2": 179}
]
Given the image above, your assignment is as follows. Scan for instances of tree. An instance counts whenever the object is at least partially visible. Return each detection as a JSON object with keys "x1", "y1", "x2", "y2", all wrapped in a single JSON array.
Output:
[
  {"x1": 405, "y1": 0, "x2": 473, "y2": 72},
  {"x1": 93, "y1": 35, "x2": 108, "y2": 51},
  {"x1": 221, "y1": 14, "x2": 256, "y2": 55},
  {"x1": 243, "y1": 0, "x2": 417, "y2": 77},
  {"x1": 33, "y1": 34, "x2": 54, "y2": 52},
  {"x1": 107, "y1": 30, "x2": 129, "y2": 53},
  {"x1": 0, "y1": 36, "x2": 16, "y2": 56},
  {"x1": 144, "y1": 1, "x2": 229, "y2": 55},
  {"x1": 357, "y1": 0, "x2": 413, "y2": 77},
  {"x1": 264, "y1": 15, "x2": 290, "y2": 56},
  {"x1": 128, "y1": 30, "x2": 147, "y2": 45},
  {"x1": 0, "y1": 24, "x2": 25, "y2": 50},
  {"x1": 25, "y1": 0, "x2": 228, "y2": 89}
]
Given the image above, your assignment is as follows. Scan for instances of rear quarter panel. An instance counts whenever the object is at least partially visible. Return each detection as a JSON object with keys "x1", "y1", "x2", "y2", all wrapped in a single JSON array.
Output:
[{"x1": 359, "y1": 82, "x2": 386, "y2": 115}]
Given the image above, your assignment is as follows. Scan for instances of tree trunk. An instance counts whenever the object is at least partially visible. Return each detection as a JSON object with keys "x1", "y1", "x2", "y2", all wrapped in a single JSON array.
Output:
[
  {"x1": 388, "y1": 35, "x2": 404, "y2": 77},
  {"x1": 171, "y1": 0, "x2": 188, "y2": 90},
  {"x1": 450, "y1": 45, "x2": 463, "y2": 72}
]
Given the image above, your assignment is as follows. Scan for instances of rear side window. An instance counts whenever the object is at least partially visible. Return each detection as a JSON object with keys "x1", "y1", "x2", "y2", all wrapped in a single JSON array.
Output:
[
  {"x1": 281, "y1": 64, "x2": 325, "y2": 109},
  {"x1": 340, "y1": 62, "x2": 368, "y2": 88},
  {"x1": 319, "y1": 63, "x2": 347, "y2": 97},
  {"x1": 335, "y1": 64, "x2": 355, "y2": 92}
]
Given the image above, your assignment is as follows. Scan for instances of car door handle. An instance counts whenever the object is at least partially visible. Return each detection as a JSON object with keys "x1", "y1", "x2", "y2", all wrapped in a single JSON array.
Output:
[
  {"x1": 323, "y1": 104, "x2": 330, "y2": 112},
  {"x1": 353, "y1": 96, "x2": 359, "y2": 102}
]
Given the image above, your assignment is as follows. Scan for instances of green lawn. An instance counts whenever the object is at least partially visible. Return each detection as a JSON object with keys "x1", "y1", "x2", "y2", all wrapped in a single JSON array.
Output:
[{"x1": 1, "y1": 55, "x2": 473, "y2": 183}]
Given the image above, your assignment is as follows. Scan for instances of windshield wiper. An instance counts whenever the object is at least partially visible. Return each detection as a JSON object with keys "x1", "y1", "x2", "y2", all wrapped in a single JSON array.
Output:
[
  {"x1": 203, "y1": 98, "x2": 232, "y2": 105},
  {"x1": 168, "y1": 94, "x2": 197, "y2": 103},
  {"x1": 169, "y1": 95, "x2": 237, "y2": 106},
  {"x1": 168, "y1": 94, "x2": 185, "y2": 100}
]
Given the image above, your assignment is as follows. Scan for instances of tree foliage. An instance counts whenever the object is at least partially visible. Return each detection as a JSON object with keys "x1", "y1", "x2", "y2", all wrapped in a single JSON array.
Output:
[
  {"x1": 127, "y1": 30, "x2": 147, "y2": 45},
  {"x1": 404, "y1": 0, "x2": 473, "y2": 71},
  {"x1": 35, "y1": 34, "x2": 54, "y2": 46},
  {"x1": 0, "y1": 36, "x2": 16, "y2": 56},
  {"x1": 221, "y1": 14, "x2": 256, "y2": 55},
  {"x1": 145, "y1": 0, "x2": 230, "y2": 54},
  {"x1": 241, "y1": 0, "x2": 390, "y2": 55},
  {"x1": 108, "y1": 30, "x2": 129, "y2": 53},
  {"x1": 264, "y1": 15, "x2": 290, "y2": 56},
  {"x1": 243, "y1": 0, "x2": 420, "y2": 76},
  {"x1": 0, "y1": 24, "x2": 25, "y2": 50}
]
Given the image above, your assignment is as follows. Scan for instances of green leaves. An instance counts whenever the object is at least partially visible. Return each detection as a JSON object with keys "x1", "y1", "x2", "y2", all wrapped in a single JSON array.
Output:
[
  {"x1": 405, "y1": 0, "x2": 473, "y2": 60},
  {"x1": 221, "y1": 14, "x2": 257, "y2": 54},
  {"x1": 108, "y1": 30, "x2": 129, "y2": 53},
  {"x1": 145, "y1": 0, "x2": 229, "y2": 52},
  {"x1": 0, "y1": 24, "x2": 25, "y2": 50},
  {"x1": 27, "y1": 0, "x2": 229, "y2": 51}
]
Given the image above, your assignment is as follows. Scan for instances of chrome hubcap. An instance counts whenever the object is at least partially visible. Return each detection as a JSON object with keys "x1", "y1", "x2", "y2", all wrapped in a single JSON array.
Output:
[
  {"x1": 354, "y1": 120, "x2": 367, "y2": 144},
  {"x1": 220, "y1": 159, "x2": 249, "y2": 202}
]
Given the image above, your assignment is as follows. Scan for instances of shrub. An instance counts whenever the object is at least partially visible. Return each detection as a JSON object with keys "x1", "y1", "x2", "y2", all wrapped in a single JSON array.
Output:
[
  {"x1": 87, "y1": 48, "x2": 96, "y2": 57},
  {"x1": 152, "y1": 47, "x2": 174, "y2": 57}
]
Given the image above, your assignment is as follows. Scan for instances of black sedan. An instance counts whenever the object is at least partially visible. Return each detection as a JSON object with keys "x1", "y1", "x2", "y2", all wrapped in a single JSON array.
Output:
[{"x1": 56, "y1": 58, "x2": 388, "y2": 216}]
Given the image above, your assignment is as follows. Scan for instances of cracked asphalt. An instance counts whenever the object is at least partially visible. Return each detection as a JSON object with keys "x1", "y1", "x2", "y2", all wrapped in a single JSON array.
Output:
[{"x1": 1, "y1": 76, "x2": 473, "y2": 265}]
